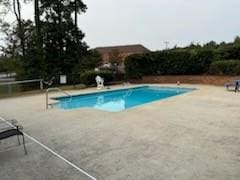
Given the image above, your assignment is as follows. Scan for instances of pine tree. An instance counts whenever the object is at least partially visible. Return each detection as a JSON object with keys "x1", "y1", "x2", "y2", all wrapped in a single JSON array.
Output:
[
  {"x1": 40, "y1": 0, "x2": 88, "y2": 76},
  {"x1": 1, "y1": 0, "x2": 92, "y2": 80}
]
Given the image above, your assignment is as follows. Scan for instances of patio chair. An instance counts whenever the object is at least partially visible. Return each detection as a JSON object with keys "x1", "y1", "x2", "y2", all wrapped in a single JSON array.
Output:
[
  {"x1": 0, "y1": 122, "x2": 27, "y2": 155},
  {"x1": 225, "y1": 80, "x2": 240, "y2": 92},
  {"x1": 95, "y1": 75, "x2": 104, "y2": 89}
]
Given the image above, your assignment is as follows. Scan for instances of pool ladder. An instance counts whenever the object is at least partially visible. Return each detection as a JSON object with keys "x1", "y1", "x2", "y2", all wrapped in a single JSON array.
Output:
[{"x1": 46, "y1": 88, "x2": 72, "y2": 109}]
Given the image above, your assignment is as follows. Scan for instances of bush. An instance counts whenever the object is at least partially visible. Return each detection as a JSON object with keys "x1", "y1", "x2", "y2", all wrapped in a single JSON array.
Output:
[
  {"x1": 0, "y1": 57, "x2": 20, "y2": 74},
  {"x1": 216, "y1": 46, "x2": 240, "y2": 60},
  {"x1": 191, "y1": 49, "x2": 215, "y2": 73},
  {"x1": 124, "y1": 50, "x2": 215, "y2": 79},
  {"x1": 209, "y1": 60, "x2": 240, "y2": 75},
  {"x1": 153, "y1": 50, "x2": 195, "y2": 75},
  {"x1": 80, "y1": 70, "x2": 114, "y2": 85},
  {"x1": 125, "y1": 54, "x2": 152, "y2": 79}
]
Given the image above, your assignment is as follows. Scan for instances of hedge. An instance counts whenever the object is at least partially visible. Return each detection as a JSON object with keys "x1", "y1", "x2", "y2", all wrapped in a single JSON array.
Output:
[
  {"x1": 124, "y1": 54, "x2": 152, "y2": 79},
  {"x1": 125, "y1": 49, "x2": 215, "y2": 78},
  {"x1": 80, "y1": 70, "x2": 114, "y2": 85},
  {"x1": 209, "y1": 60, "x2": 240, "y2": 75}
]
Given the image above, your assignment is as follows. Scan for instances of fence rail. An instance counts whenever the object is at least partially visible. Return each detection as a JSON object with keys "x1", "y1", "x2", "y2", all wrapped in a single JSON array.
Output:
[
  {"x1": 0, "y1": 79, "x2": 43, "y2": 97},
  {"x1": 0, "y1": 79, "x2": 43, "y2": 85}
]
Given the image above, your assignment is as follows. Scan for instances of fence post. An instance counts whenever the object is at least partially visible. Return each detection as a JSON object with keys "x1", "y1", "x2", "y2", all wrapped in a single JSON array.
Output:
[
  {"x1": 7, "y1": 84, "x2": 12, "y2": 96},
  {"x1": 46, "y1": 90, "x2": 48, "y2": 109},
  {"x1": 40, "y1": 79, "x2": 43, "y2": 92}
]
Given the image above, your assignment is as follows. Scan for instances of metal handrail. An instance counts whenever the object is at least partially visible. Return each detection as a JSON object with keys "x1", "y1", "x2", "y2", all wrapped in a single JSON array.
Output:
[{"x1": 46, "y1": 87, "x2": 72, "y2": 109}]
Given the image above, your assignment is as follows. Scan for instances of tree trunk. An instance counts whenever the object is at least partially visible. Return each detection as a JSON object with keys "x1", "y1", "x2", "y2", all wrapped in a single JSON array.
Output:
[
  {"x1": 74, "y1": 0, "x2": 78, "y2": 43},
  {"x1": 34, "y1": 0, "x2": 42, "y2": 50},
  {"x1": 13, "y1": 0, "x2": 25, "y2": 57},
  {"x1": 57, "y1": 2, "x2": 64, "y2": 56},
  {"x1": 34, "y1": 0, "x2": 45, "y2": 78}
]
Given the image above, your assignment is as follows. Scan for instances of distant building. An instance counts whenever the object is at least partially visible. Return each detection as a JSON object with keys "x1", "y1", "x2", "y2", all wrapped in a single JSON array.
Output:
[{"x1": 94, "y1": 44, "x2": 150, "y2": 72}]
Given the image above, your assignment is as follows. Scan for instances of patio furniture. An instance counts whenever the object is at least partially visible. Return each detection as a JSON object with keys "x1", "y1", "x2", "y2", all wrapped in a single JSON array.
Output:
[
  {"x1": 0, "y1": 121, "x2": 27, "y2": 155},
  {"x1": 225, "y1": 80, "x2": 240, "y2": 92},
  {"x1": 95, "y1": 75, "x2": 104, "y2": 89}
]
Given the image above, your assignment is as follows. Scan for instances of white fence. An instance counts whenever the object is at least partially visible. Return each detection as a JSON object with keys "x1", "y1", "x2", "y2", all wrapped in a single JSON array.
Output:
[
  {"x1": 0, "y1": 72, "x2": 16, "y2": 78},
  {"x1": 0, "y1": 79, "x2": 43, "y2": 97}
]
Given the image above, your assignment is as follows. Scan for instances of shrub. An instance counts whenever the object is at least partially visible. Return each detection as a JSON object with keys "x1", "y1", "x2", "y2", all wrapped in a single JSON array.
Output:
[
  {"x1": 124, "y1": 49, "x2": 216, "y2": 79},
  {"x1": 153, "y1": 50, "x2": 194, "y2": 75},
  {"x1": 191, "y1": 49, "x2": 215, "y2": 74},
  {"x1": 125, "y1": 54, "x2": 152, "y2": 79},
  {"x1": 209, "y1": 60, "x2": 240, "y2": 75},
  {"x1": 216, "y1": 46, "x2": 240, "y2": 60},
  {"x1": 80, "y1": 70, "x2": 114, "y2": 85}
]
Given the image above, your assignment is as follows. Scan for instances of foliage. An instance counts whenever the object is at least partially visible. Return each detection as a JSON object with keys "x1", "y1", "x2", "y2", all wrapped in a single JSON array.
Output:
[
  {"x1": 125, "y1": 49, "x2": 215, "y2": 78},
  {"x1": 125, "y1": 36, "x2": 240, "y2": 78},
  {"x1": 190, "y1": 49, "x2": 215, "y2": 73},
  {"x1": 79, "y1": 50, "x2": 101, "y2": 72},
  {"x1": 0, "y1": 56, "x2": 20, "y2": 73},
  {"x1": 39, "y1": 0, "x2": 88, "y2": 77},
  {"x1": 80, "y1": 70, "x2": 114, "y2": 85},
  {"x1": 1, "y1": 22, "x2": 21, "y2": 57},
  {"x1": 125, "y1": 53, "x2": 152, "y2": 79},
  {"x1": 68, "y1": 50, "x2": 102, "y2": 85},
  {"x1": 0, "y1": 0, "x2": 89, "y2": 80},
  {"x1": 209, "y1": 60, "x2": 240, "y2": 75},
  {"x1": 109, "y1": 49, "x2": 122, "y2": 66},
  {"x1": 0, "y1": 0, "x2": 11, "y2": 25}
]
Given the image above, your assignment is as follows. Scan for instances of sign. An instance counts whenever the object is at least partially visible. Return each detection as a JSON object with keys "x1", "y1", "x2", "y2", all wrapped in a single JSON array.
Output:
[{"x1": 60, "y1": 75, "x2": 67, "y2": 84}]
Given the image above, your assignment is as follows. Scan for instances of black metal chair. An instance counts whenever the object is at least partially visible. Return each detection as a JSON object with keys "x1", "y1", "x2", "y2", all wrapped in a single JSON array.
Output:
[{"x1": 0, "y1": 121, "x2": 27, "y2": 155}]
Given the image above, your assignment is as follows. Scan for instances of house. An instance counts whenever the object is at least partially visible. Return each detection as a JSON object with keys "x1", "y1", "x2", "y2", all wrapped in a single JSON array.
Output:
[{"x1": 94, "y1": 44, "x2": 150, "y2": 72}]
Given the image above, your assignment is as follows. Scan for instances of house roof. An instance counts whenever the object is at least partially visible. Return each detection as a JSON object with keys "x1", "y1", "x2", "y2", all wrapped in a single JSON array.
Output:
[{"x1": 94, "y1": 44, "x2": 151, "y2": 54}]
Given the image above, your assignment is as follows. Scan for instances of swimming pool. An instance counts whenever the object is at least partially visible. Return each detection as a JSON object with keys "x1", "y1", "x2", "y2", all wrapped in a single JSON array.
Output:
[{"x1": 54, "y1": 86, "x2": 195, "y2": 112}]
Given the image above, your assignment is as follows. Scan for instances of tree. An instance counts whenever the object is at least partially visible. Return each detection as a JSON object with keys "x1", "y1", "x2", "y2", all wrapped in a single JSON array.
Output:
[
  {"x1": 0, "y1": 0, "x2": 11, "y2": 24},
  {"x1": 74, "y1": 0, "x2": 87, "y2": 39},
  {"x1": 233, "y1": 36, "x2": 240, "y2": 46},
  {"x1": 108, "y1": 49, "x2": 123, "y2": 73},
  {"x1": 80, "y1": 50, "x2": 101, "y2": 71},
  {"x1": 39, "y1": 0, "x2": 88, "y2": 76},
  {"x1": 22, "y1": 0, "x2": 46, "y2": 79},
  {"x1": 109, "y1": 49, "x2": 122, "y2": 66},
  {"x1": 203, "y1": 41, "x2": 218, "y2": 49},
  {"x1": 12, "y1": 0, "x2": 25, "y2": 57},
  {"x1": 0, "y1": 1, "x2": 12, "y2": 54},
  {"x1": 34, "y1": 0, "x2": 42, "y2": 58},
  {"x1": 0, "y1": 0, "x2": 106, "y2": 82},
  {"x1": 20, "y1": 20, "x2": 47, "y2": 79},
  {"x1": 1, "y1": 22, "x2": 22, "y2": 57},
  {"x1": 0, "y1": 56, "x2": 20, "y2": 74}
]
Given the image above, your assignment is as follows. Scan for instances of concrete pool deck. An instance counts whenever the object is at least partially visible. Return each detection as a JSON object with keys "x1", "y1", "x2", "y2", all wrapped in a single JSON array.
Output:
[{"x1": 0, "y1": 84, "x2": 240, "y2": 180}]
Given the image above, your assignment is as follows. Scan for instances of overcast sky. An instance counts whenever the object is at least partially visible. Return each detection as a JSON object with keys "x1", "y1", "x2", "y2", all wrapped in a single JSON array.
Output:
[{"x1": 2, "y1": 0, "x2": 240, "y2": 50}]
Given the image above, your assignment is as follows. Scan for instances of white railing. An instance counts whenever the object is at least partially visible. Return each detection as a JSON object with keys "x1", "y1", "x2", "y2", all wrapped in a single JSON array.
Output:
[
  {"x1": 0, "y1": 79, "x2": 43, "y2": 96},
  {"x1": 46, "y1": 87, "x2": 72, "y2": 109},
  {"x1": 0, "y1": 72, "x2": 16, "y2": 78}
]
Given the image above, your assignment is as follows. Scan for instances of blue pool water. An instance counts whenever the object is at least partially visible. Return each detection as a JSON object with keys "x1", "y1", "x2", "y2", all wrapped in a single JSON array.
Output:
[{"x1": 54, "y1": 86, "x2": 194, "y2": 112}]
